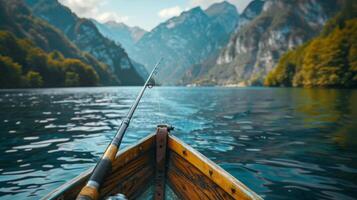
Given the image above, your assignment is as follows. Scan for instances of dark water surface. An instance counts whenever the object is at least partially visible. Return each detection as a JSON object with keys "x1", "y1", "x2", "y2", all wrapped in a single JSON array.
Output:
[{"x1": 0, "y1": 87, "x2": 356, "y2": 200}]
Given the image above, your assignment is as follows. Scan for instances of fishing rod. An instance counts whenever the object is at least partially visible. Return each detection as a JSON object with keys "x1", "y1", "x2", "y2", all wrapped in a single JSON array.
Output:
[{"x1": 77, "y1": 58, "x2": 163, "y2": 200}]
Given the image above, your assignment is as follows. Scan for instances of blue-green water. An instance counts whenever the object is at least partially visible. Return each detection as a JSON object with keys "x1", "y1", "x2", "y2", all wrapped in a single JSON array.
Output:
[{"x1": 0, "y1": 87, "x2": 356, "y2": 200}]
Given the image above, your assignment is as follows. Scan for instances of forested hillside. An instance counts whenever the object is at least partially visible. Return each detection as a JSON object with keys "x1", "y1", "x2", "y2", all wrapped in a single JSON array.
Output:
[
  {"x1": 25, "y1": 0, "x2": 145, "y2": 86},
  {"x1": 0, "y1": 0, "x2": 118, "y2": 88},
  {"x1": 0, "y1": 31, "x2": 99, "y2": 88},
  {"x1": 264, "y1": 1, "x2": 357, "y2": 88}
]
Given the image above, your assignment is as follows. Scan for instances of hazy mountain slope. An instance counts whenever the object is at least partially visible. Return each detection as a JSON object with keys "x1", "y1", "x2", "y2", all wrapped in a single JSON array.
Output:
[
  {"x1": 93, "y1": 20, "x2": 147, "y2": 55},
  {"x1": 131, "y1": 2, "x2": 239, "y2": 85},
  {"x1": 25, "y1": 0, "x2": 144, "y2": 85},
  {"x1": 92, "y1": 20, "x2": 148, "y2": 79},
  {"x1": 0, "y1": 0, "x2": 118, "y2": 86},
  {"x1": 265, "y1": 1, "x2": 357, "y2": 88},
  {"x1": 195, "y1": 0, "x2": 341, "y2": 86}
]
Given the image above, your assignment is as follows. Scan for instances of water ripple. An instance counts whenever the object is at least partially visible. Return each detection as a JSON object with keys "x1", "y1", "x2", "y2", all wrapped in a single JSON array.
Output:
[{"x1": 0, "y1": 87, "x2": 356, "y2": 200}]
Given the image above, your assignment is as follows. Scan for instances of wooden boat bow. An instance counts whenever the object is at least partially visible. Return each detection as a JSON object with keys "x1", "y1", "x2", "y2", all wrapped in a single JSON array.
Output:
[{"x1": 43, "y1": 125, "x2": 262, "y2": 200}]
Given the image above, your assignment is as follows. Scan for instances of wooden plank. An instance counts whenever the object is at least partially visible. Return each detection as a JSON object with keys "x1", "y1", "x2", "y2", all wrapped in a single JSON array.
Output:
[
  {"x1": 42, "y1": 133, "x2": 156, "y2": 200},
  {"x1": 100, "y1": 149, "x2": 155, "y2": 198},
  {"x1": 111, "y1": 133, "x2": 156, "y2": 171},
  {"x1": 154, "y1": 126, "x2": 168, "y2": 200},
  {"x1": 168, "y1": 151, "x2": 234, "y2": 200},
  {"x1": 167, "y1": 135, "x2": 262, "y2": 200}
]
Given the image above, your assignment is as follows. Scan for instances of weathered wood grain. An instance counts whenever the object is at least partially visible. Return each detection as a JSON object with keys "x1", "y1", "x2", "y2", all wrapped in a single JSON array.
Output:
[
  {"x1": 167, "y1": 151, "x2": 234, "y2": 200},
  {"x1": 43, "y1": 133, "x2": 262, "y2": 200},
  {"x1": 154, "y1": 127, "x2": 168, "y2": 200},
  {"x1": 100, "y1": 149, "x2": 155, "y2": 198},
  {"x1": 42, "y1": 134, "x2": 156, "y2": 200},
  {"x1": 167, "y1": 135, "x2": 262, "y2": 200}
]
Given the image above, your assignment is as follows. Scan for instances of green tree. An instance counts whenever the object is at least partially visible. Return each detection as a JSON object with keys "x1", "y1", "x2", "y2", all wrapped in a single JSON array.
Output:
[
  {"x1": 25, "y1": 70, "x2": 43, "y2": 87},
  {"x1": 0, "y1": 31, "x2": 27, "y2": 66},
  {"x1": 26, "y1": 47, "x2": 48, "y2": 73},
  {"x1": 65, "y1": 72, "x2": 80, "y2": 87},
  {"x1": 63, "y1": 59, "x2": 99, "y2": 86},
  {"x1": 0, "y1": 55, "x2": 23, "y2": 88},
  {"x1": 49, "y1": 50, "x2": 64, "y2": 61}
]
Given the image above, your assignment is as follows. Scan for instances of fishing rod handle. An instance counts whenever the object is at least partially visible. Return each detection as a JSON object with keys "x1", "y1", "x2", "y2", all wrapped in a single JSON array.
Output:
[
  {"x1": 77, "y1": 123, "x2": 128, "y2": 200},
  {"x1": 76, "y1": 143, "x2": 117, "y2": 200}
]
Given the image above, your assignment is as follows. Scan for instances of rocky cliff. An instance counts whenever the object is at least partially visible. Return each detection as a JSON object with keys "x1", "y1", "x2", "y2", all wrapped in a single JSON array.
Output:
[{"x1": 194, "y1": 0, "x2": 341, "y2": 86}]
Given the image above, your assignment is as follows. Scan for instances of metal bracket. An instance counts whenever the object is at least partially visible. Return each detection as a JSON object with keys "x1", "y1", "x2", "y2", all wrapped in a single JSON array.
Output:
[{"x1": 154, "y1": 125, "x2": 170, "y2": 200}]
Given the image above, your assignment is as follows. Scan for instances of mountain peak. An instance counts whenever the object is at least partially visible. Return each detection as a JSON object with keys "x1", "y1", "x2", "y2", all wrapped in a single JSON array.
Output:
[
  {"x1": 159, "y1": 6, "x2": 206, "y2": 29},
  {"x1": 184, "y1": 6, "x2": 205, "y2": 16},
  {"x1": 241, "y1": 0, "x2": 265, "y2": 14},
  {"x1": 205, "y1": 1, "x2": 237, "y2": 17},
  {"x1": 239, "y1": 0, "x2": 265, "y2": 27},
  {"x1": 204, "y1": 1, "x2": 239, "y2": 34}
]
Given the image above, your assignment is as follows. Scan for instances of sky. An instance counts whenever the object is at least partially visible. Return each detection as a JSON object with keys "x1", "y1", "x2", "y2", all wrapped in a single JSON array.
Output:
[{"x1": 58, "y1": 0, "x2": 252, "y2": 31}]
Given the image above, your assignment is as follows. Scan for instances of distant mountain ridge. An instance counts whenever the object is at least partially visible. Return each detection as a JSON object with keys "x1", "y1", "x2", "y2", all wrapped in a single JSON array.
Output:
[
  {"x1": 130, "y1": 2, "x2": 239, "y2": 85},
  {"x1": 93, "y1": 2, "x2": 239, "y2": 85},
  {"x1": 92, "y1": 20, "x2": 147, "y2": 55},
  {"x1": 190, "y1": 0, "x2": 342, "y2": 86},
  {"x1": 17, "y1": 0, "x2": 343, "y2": 87},
  {"x1": 25, "y1": 0, "x2": 145, "y2": 85}
]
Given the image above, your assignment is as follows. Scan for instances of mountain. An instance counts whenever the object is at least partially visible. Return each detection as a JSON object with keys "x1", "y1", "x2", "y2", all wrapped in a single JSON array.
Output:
[
  {"x1": 92, "y1": 20, "x2": 148, "y2": 79},
  {"x1": 24, "y1": 0, "x2": 144, "y2": 85},
  {"x1": 130, "y1": 2, "x2": 239, "y2": 85},
  {"x1": 192, "y1": 0, "x2": 341, "y2": 86},
  {"x1": 238, "y1": 0, "x2": 265, "y2": 28},
  {"x1": 92, "y1": 20, "x2": 147, "y2": 56},
  {"x1": 181, "y1": 0, "x2": 264, "y2": 85},
  {"x1": 0, "y1": 31, "x2": 101, "y2": 88},
  {"x1": 0, "y1": 0, "x2": 78, "y2": 58},
  {"x1": 204, "y1": 1, "x2": 240, "y2": 34},
  {"x1": 265, "y1": 0, "x2": 357, "y2": 88},
  {"x1": 0, "y1": 0, "x2": 119, "y2": 87}
]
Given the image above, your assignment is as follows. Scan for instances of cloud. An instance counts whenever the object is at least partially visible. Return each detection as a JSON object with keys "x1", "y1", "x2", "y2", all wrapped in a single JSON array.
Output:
[
  {"x1": 58, "y1": 0, "x2": 101, "y2": 16},
  {"x1": 158, "y1": 6, "x2": 183, "y2": 19},
  {"x1": 59, "y1": 0, "x2": 129, "y2": 23},
  {"x1": 96, "y1": 12, "x2": 129, "y2": 23},
  {"x1": 189, "y1": 0, "x2": 252, "y2": 12}
]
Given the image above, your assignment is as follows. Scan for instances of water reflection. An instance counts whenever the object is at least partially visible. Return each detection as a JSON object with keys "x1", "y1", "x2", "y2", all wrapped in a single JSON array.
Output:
[{"x1": 0, "y1": 87, "x2": 356, "y2": 199}]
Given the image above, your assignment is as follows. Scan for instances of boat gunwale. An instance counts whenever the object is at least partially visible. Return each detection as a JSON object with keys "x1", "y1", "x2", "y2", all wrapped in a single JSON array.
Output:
[
  {"x1": 41, "y1": 133, "x2": 156, "y2": 200},
  {"x1": 168, "y1": 135, "x2": 262, "y2": 200}
]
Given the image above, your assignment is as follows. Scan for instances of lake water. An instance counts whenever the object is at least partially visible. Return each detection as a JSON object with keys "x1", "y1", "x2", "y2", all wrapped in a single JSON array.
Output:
[{"x1": 0, "y1": 87, "x2": 356, "y2": 200}]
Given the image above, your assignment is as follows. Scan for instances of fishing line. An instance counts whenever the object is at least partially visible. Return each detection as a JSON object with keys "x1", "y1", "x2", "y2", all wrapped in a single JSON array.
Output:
[
  {"x1": 158, "y1": 84, "x2": 163, "y2": 124},
  {"x1": 153, "y1": 72, "x2": 163, "y2": 125}
]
